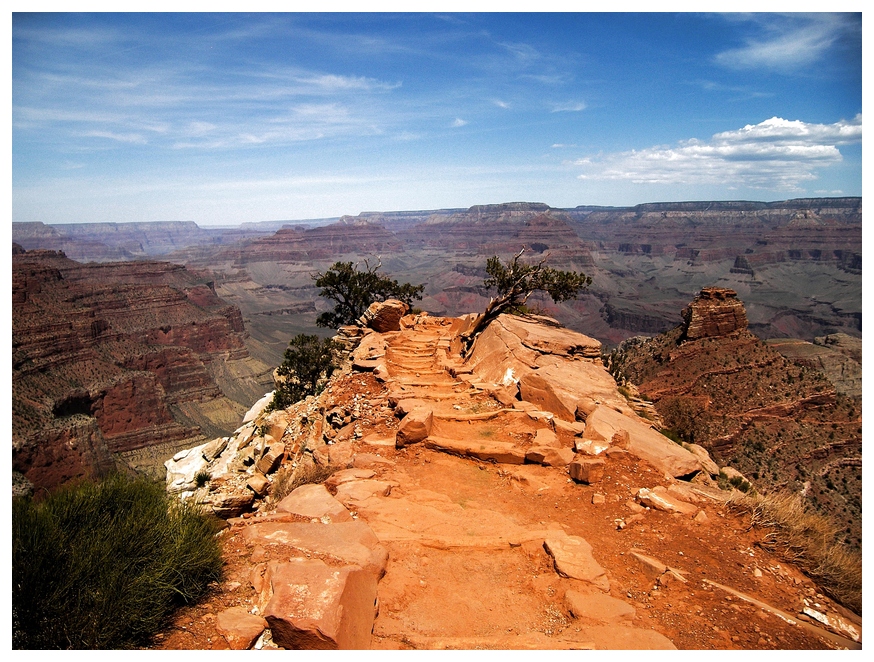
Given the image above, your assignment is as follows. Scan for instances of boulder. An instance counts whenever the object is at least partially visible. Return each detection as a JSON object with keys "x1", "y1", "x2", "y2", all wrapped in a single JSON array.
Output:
[
  {"x1": 246, "y1": 473, "x2": 270, "y2": 497},
  {"x1": 216, "y1": 606, "x2": 267, "y2": 650},
  {"x1": 263, "y1": 559, "x2": 378, "y2": 650},
  {"x1": 543, "y1": 535, "x2": 609, "y2": 592},
  {"x1": 395, "y1": 408, "x2": 433, "y2": 447},
  {"x1": 532, "y1": 428, "x2": 561, "y2": 448},
  {"x1": 569, "y1": 457, "x2": 605, "y2": 484},
  {"x1": 256, "y1": 441, "x2": 285, "y2": 475},
  {"x1": 209, "y1": 491, "x2": 255, "y2": 519},
  {"x1": 358, "y1": 299, "x2": 409, "y2": 332},
  {"x1": 202, "y1": 437, "x2": 229, "y2": 462},
  {"x1": 275, "y1": 484, "x2": 353, "y2": 523},
  {"x1": 526, "y1": 446, "x2": 575, "y2": 467}
]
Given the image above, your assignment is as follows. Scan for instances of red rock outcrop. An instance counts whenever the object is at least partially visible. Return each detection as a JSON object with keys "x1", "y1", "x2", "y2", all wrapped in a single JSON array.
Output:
[{"x1": 682, "y1": 287, "x2": 748, "y2": 340}]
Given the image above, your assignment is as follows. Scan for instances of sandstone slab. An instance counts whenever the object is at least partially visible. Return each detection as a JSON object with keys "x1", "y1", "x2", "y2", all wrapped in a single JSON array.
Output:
[
  {"x1": 564, "y1": 589, "x2": 636, "y2": 622},
  {"x1": 324, "y1": 468, "x2": 376, "y2": 490},
  {"x1": 584, "y1": 406, "x2": 702, "y2": 477},
  {"x1": 543, "y1": 536, "x2": 609, "y2": 591},
  {"x1": 636, "y1": 487, "x2": 698, "y2": 515},
  {"x1": 334, "y1": 479, "x2": 395, "y2": 505},
  {"x1": 275, "y1": 483, "x2": 353, "y2": 523},
  {"x1": 263, "y1": 559, "x2": 378, "y2": 649},
  {"x1": 424, "y1": 436, "x2": 525, "y2": 465},
  {"x1": 242, "y1": 520, "x2": 388, "y2": 579}
]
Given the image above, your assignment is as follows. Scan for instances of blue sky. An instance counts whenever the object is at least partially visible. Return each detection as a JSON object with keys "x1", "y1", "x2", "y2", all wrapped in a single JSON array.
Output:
[{"x1": 11, "y1": 11, "x2": 863, "y2": 225}]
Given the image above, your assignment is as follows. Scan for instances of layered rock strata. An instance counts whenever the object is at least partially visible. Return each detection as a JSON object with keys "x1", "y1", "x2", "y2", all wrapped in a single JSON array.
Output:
[{"x1": 12, "y1": 249, "x2": 272, "y2": 490}]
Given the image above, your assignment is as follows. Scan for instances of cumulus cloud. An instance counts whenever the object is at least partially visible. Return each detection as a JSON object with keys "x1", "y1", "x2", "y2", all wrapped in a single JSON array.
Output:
[
  {"x1": 575, "y1": 115, "x2": 861, "y2": 191},
  {"x1": 715, "y1": 14, "x2": 860, "y2": 70}
]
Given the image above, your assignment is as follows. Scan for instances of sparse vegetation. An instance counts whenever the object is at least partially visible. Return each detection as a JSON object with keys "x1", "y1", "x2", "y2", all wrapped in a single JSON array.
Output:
[
  {"x1": 462, "y1": 247, "x2": 591, "y2": 353},
  {"x1": 194, "y1": 469, "x2": 211, "y2": 488},
  {"x1": 314, "y1": 259, "x2": 424, "y2": 328},
  {"x1": 12, "y1": 473, "x2": 223, "y2": 649},
  {"x1": 726, "y1": 490, "x2": 862, "y2": 614},
  {"x1": 268, "y1": 334, "x2": 340, "y2": 411},
  {"x1": 270, "y1": 458, "x2": 336, "y2": 503}
]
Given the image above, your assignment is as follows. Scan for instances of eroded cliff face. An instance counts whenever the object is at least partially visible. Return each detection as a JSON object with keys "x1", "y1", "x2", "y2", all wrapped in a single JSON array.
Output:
[
  {"x1": 609, "y1": 288, "x2": 861, "y2": 550},
  {"x1": 682, "y1": 287, "x2": 748, "y2": 340},
  {"x1": 12, "y1": 249, "x2": 273, "y2": 490}
]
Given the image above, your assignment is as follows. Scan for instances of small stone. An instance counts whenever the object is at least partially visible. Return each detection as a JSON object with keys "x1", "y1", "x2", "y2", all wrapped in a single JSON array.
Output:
[{"x1": 592, "y1": 493, "x2": 606, "y2": 505}]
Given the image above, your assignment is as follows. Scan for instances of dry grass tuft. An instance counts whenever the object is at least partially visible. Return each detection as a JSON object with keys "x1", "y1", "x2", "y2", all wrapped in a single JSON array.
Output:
[
  {"x1": 270, "y1": 458, "x2": 336, "y2": 504},
  {"x1": 726, "y1": 490, "x2": 861, "y2": 615}
]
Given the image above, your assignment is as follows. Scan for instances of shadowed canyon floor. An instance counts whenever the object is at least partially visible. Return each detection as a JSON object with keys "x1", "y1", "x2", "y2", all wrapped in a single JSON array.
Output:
[{"x1": 154, "y1": 315, "x2": 859, "y2": 650}]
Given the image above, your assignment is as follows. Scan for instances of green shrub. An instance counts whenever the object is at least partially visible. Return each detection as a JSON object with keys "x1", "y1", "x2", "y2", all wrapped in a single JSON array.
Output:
[
  {"x1": 13, "y1": 473, "x2": 223, "y2": 649},
  {"x1": 268, "y1": 333, "x2": 340, "y2": 411}
]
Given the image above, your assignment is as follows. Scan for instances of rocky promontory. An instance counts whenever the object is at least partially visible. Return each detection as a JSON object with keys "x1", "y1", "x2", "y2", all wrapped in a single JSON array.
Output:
[{"x1": 157, "y1": 303, "x2": 860, "y2": 650}]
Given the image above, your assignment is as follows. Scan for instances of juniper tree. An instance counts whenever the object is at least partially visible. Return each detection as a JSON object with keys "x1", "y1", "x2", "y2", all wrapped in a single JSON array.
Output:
[
  {"x1": 269, "y1": 334, "x2": 339, "y2": 410},
  {"x1": 462, "y1": 247, "x2": 591, "y2": 353},
  {"x1": 313, "y1": 259, "x2": 424, "y2": 328}
]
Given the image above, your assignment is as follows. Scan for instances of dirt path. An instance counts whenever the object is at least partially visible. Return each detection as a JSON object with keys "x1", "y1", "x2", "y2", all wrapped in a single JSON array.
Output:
[{"x1": 154, "y1": 317, "x2": 858, "y2": 650}]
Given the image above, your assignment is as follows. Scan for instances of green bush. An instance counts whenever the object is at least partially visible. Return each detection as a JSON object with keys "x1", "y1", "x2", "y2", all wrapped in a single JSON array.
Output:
[
  {"x1": 13, "y1": 473, "x2": 223, "y2": 649},
  {"x1": 269, "y1": 333, "x2": 340, "y2": 411}
]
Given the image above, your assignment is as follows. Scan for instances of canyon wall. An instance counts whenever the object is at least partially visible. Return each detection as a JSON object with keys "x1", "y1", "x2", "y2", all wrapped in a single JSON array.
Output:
[{"x1": 12, "y1": 249, "x2": 274, "y2": 491}]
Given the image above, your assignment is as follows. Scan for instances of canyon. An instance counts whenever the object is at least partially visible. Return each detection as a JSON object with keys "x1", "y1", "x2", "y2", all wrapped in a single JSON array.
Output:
[
  {"x1": 14, "y1": 198, "x2": 861, "y2": 373},
  {"x1": 9, "y1": 193, "x2": 862, "y2": 648},
  {"x1": 12, "y1": 248, "x2": 274, "y2": 491}
]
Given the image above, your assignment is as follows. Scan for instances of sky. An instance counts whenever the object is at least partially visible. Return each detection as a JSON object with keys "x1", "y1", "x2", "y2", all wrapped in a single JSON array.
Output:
[{"x1": 10, "y1": 10, "x2": 863, "y2": 226}]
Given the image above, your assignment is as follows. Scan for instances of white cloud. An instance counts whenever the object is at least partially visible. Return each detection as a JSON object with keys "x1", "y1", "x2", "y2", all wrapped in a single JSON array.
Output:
[
  {"x1": 575, "y1": 115, "x2": 861, "y2": 191},
  {"x1": 715, "y1": 14, "x2": 860, "y2": 71},
  {"x1": 81, "y1": 130, "x2": 148, "y2": 144},
  {"x1": 451, "y1": 118, "x2": 468, "y2": 128},
  {"x1": 291, "y1": 73, "x2": 401, "y2": 92},
  {"x1": 493, "y1": 99, "x2": 510, "y2": 109},
  {"x1": 551, "y1": 101, "x2": 586, "y2": 113}
]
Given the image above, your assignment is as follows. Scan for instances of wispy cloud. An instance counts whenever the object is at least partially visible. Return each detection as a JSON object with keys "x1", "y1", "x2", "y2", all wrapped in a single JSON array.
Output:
[
  {"x1": 450, "y1": 118, "x2": 468, "y2": 128},
  {"x1": 551, "y1": 101, "x2": 586, "y2": 113},
  {"x1": 575, "y1": 115, "x2": 861, "y2": 191},
  {"x1": 714, "y1": 13, "x2": 860, "y2": 71},
  {"x1": 81, "y1": 130, "x2": 148, "y2": 144},
  {"x1": 290, "y1": 73, "x2": 401, "y2": 92}
]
